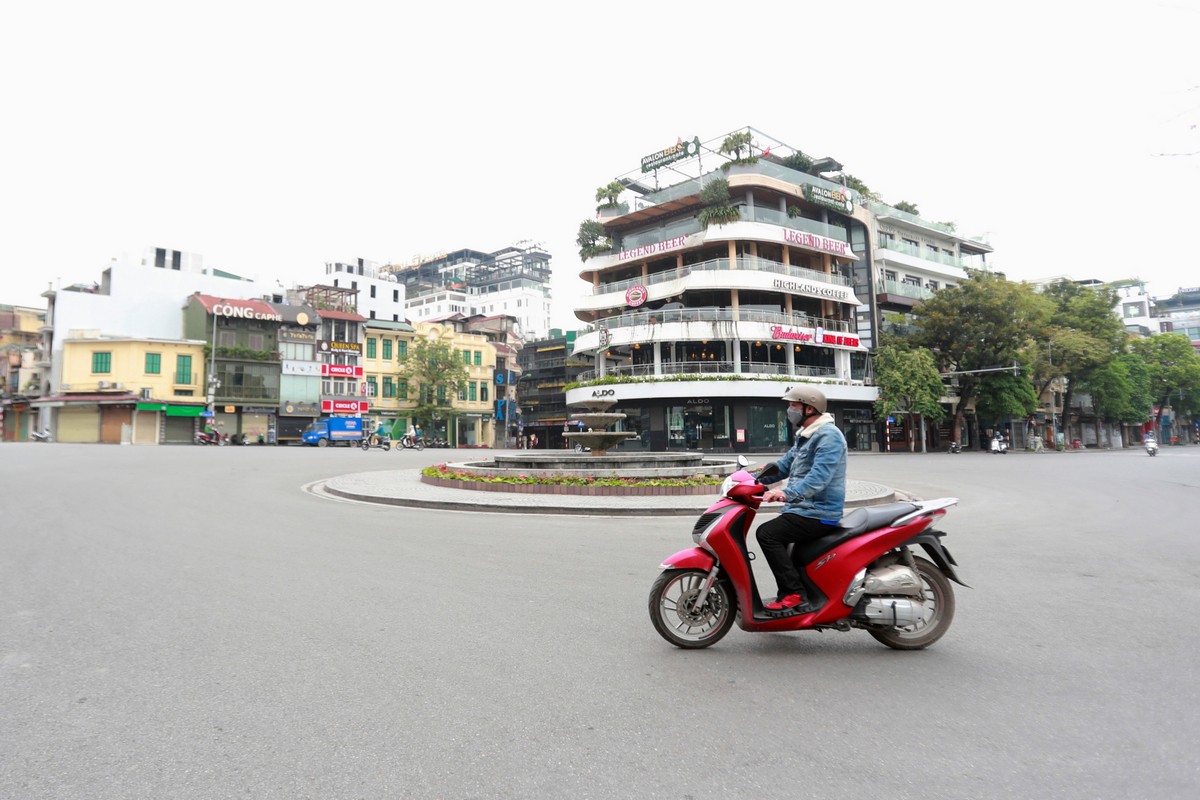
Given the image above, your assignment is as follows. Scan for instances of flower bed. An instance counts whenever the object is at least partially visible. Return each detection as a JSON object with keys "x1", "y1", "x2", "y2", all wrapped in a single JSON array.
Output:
[{"x1": 420, "y1": 464, "x2": 723, "y2": 496}]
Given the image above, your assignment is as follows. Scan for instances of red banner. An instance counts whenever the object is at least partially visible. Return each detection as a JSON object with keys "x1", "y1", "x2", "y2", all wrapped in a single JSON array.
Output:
[
  {"x1": 321, "y1": 364, "x2": 363, "y2": 377},
  {"x1": 322, "y1": 400, "x2": 368, "y2": 413}
]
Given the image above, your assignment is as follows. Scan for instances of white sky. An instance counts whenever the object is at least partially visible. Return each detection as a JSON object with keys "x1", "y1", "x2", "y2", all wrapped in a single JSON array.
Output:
[{"x1": 3, "y1": 1, "x2": 1197, "y2": 330}]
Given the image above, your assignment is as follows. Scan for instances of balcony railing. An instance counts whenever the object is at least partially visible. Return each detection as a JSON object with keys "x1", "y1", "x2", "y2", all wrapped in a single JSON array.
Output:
[
  {"x1": 869, "y1": 202, "x2": 958, "y2": 235},
  {"x1": 876, "y1": 239, "x2": 967, "y2": 269},
  {"x1": 594, "y1": 255, "x2": 848, "y2": 296},
  {"x1": 174, "y1": 372, "x2": 197, "y2": 385},
  {"x1": 592, "y1": 307, "x2": 855, "y2": 334},
  {"x1": 876, "y1": 279, "x2": 933, "y2": 301},
  {"x1": 615, "y1": 206, "x2": 849, "y2": 254},
  {"x1": 574, "y1": 361, "x2": 837, "y2": 382}
]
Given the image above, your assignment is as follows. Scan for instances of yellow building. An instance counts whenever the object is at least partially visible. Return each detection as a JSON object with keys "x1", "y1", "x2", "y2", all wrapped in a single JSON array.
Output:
[
  {"x1": 362, "y1": 319, "x2": 497, "y2": 446},
  {"x1": 363, "y1": 320, "x2": 418, "y2": 437},
  {"x1": 53, "y1": 335, "x2": 207, "y2": 444}
]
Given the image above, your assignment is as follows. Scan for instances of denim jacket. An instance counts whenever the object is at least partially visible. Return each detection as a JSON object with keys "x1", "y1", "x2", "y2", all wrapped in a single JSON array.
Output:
[{"x1": 772, "y1": 413, "x2": 847, "y2": 523}]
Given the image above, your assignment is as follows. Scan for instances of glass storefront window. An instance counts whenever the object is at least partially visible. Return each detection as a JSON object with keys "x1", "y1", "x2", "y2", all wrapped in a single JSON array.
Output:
[{"x1": 746, "y1": 403, "x2": 789, "y2": 450}]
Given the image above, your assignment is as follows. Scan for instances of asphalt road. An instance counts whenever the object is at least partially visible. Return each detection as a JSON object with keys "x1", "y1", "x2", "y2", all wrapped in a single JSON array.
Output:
[{"x1": 2, "y1": 443, "x2": 1199, "y2": 799}]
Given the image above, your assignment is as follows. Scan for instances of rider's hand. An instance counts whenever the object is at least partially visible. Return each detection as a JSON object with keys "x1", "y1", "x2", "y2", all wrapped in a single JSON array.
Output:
[{"x1": 762, "y1": 489, "x2": 787, "y2": 503}]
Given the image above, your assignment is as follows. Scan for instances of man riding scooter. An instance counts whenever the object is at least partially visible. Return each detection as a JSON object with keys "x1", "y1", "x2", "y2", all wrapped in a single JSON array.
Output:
[{"x1": 755, "y1": 385, "x2": 848, "y2": 613}]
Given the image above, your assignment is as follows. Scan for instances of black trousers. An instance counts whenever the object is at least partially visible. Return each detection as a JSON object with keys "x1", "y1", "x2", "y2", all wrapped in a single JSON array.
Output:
[{"x1": 755, "y1": 513, "x2": 839, "y2": 599}]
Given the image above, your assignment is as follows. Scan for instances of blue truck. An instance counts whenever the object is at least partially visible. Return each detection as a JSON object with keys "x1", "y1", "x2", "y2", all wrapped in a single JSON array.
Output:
[{"x1": 301, "y1": 417, "x2": 364, "y2": 447}]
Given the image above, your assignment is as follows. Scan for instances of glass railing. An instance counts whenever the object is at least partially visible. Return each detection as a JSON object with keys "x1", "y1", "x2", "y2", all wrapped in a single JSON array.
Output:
[
  {"x1": 591, "y1": 307, "x2": 854, "y2": 333},
  {"x1": 575, "y1": 361, "x2": 837, "y2": 382},
  {"x1": 592, "y1": 255, "x2": 849, "y2": 296},
  {"x1": 614, "y1": 205, "x2": 848, "y2": 255},
  {"x1": 876, "y1": 238, "x2": 967, "y2": 269},
  {"x1": 876, "y1": 278, "x2": 933, "y2": 300},
  {"x1": 637, "y1": 161, "x2": 857, "y2": 207},
  {"x1": 869, "y1": 202, "x2": 957, "y2": 235}
]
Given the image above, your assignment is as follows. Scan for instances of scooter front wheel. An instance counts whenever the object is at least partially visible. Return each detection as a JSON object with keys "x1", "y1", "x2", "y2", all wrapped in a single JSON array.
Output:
[{"x1": 649, "y1": 568, "x2": 736, "y2": 649}]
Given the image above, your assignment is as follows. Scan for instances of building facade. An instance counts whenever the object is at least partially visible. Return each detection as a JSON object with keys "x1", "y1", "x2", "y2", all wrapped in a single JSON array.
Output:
[{"x1": 565, "y1": 133, "x2": 877, "y2": 452}]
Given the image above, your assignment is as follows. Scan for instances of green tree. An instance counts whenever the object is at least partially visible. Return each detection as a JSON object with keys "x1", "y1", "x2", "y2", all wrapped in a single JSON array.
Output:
[
  {"x1": 893, "y1": 200, "x2": 920, "y2": 215},
  {"x1": 910, "y1": 272, "x2": 1052, "y2": 446},
  {"x1": 697, "y1": 177, "x2": 740, "y2": 228},
  {"x1": 1083, "y1": 352, "x2": 1153, "y2": 444},
  {"x1": 719, "y1": 131, "x2": 755, "y2": 163},
  {"x1": 974, "y1": 371, "x2": 1039, "y2": 427},
  {"x1": 576, "y1": 219, "x2": 612, "y2": 261},
  {"x1": 399, "y1": 336, "x2": 470, "y2": 430},
  {"x1": 594, "y1": 181, "x2": 624, "y2": 210},
  {"x1": 1131, "y1": 333, "x2": 1200, "y2": 431},
  {"x1": 1034, "y1": 279, "x2": 1128, "y2": 436},
  {"x1": 872, "y1": 345, "x2": 946, "y2": 452}
]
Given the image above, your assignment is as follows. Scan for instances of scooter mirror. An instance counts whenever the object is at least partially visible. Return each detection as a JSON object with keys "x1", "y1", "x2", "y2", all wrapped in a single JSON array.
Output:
[{"x1": 736, "y1": 455, "x2": 749, "y2": 467}]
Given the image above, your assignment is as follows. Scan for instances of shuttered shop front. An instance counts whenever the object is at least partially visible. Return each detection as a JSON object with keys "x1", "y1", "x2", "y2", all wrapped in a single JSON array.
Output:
[{"x1": 57, "y1": 407, "x2": 100, "y2": 443}]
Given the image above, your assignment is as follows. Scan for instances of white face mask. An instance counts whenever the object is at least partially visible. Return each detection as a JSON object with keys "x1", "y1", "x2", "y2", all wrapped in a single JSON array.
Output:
[{"x1": 787, "y1": 406, "x2": 807, "y2": 427}]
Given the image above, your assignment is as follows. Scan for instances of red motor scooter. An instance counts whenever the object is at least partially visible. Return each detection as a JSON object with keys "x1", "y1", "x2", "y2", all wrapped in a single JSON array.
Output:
[{"x1": 648, "y1": 459, "x2": 967, "y2": 650}]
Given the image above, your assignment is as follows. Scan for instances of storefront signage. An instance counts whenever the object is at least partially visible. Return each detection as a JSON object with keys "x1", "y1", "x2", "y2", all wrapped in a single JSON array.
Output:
[
  {"x1": 641, "y1": 136, "x2": 700, "y2": 173},
  {"x1": 591, "y1": 389, "x2": 616, "y2": 398},
  {"x1": 782, "y1": 228, "x2": 857, "y2": 260},
  {"x1": 282, "y1": 360, "x2": 322, "y2": 376},
  {"x1": 281, "y1": 402, "x2": 319, "y2": 416},
  {"x1": 319, "y1": 341, "x2": 363, "y2": 355},
  {"x1": 617, "y1": 236, "x2": 687, "y2": 263},
  {"x1": 625, "y1": 285, "x2": 648, "y2": 307},
  {"x1": 279, "y1": 327, "x2": 316, "y2": 343},
  {"x1": 771, "y1": 278, "x2": 856, "y2": 304},
  {"x1": 322, "y1": 399, "x2": 369, "y2": 414},
  {"x1": 321, "y1": 364, "x2": 364, "y2": 378},
  {"x1": 770, "y1": 325, "x2": 860, "y2": 349},
  {"x1": 803, "y1": 184, "x2": 854, "y2": 214},
  {"x1": 598, "y1": 328, "x2": 611, "y2": 348},
  {"x1": 212, "y1": 301, "x2": 283, "y2": 322}
]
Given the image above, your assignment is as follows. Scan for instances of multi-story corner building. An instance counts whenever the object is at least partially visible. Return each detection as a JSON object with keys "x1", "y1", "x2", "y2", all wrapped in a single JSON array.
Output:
[
  {"x1": 385, "y1": 242, "x2": 554, "y2": 339},
  {"x1": 45, "y1": 334, "x2": 208, "y2": 443},
  {"x1": 417, "y1": 320, "x2": 498, "y2": 447},
  {"x1": 1154, "y1": 286, "x2": 1200, "y2": 350},
  {"x1": 517, "y1": 330, "x2": 616, "y2": 448},
  {"x1": 565, "y1": 132, "x2": 878, "y2": 452},
  {"x1": 322, "y1": 257, "x2": 408, "y2": 322},
  {"x1": 867, "y1": 202, "x2": 994, "y2": 344},
  {"x1": 363, "y1": 319, "x2": 417, "y2": 437},
  {"x1": 1, "y1": 303, "x2": 45, "y2": 441},
  {"x1": 184, "y1": 294, "x2": 288, "y2": 443},
  {"x1": 33, "y1": 253, "x2": 271, "y2": 435}
]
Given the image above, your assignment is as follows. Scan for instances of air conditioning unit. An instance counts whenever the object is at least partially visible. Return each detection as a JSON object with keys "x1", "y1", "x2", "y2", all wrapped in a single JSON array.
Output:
[
  {"x1": 98, "y1": 380, "x2": 111, "y2": 389},
  {"x1": 112, "y1": 382, "x2": 122, "y2": 389}
]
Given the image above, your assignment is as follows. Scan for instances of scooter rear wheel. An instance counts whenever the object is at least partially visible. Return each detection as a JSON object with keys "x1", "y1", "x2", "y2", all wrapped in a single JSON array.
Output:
[
  {"x1": 649, "y1": 568, "x2": 736, "y2": 649},
  {"x1": 868, "y1": 557, "x2": 955, "y2": 651}
]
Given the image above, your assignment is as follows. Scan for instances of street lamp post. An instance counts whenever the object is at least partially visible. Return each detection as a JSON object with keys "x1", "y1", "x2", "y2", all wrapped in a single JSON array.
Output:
[{"x1": 206, "y1": 311, "x2": 219, "y2": 415}]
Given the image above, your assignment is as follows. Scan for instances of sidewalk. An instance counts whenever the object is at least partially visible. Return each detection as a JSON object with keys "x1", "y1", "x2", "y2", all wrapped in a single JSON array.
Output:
[{"x1": 311, "y1": 469, "x2": 903, "y2": 517}]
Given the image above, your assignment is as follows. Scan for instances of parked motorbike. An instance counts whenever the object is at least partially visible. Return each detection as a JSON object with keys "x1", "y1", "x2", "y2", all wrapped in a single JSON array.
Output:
[
  {"x1": 1145, "y1": 438, "x2": 1159, "y2": 456},
  {"x1": 194, "y1": 430, "x2": 227, "y2": 446},
  {"x1": 573, "y1": 442, "x2": 591, "y2": 453},
  {"x1": 947, "y1": 441, "x2": 961, "y2": 454},
  {"x1": 990, "y1": 435, "x2": 1008, "y2": 454},
  {"x1": 648, "y1": 459, "x2": 966, "y2": 650},
  {"x1": 396, "y1": 434, "x2": 425, "y2": 451},
  {"x1": 29, "y1": 428, "x2": 52, "y2": 443},
  {"x1": 361, "y1": 434, "x2": 393, "y2": 451}
]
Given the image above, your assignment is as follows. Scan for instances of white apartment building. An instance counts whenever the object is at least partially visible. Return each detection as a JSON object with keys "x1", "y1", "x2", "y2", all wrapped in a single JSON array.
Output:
[{"x1": 322, "y1": 258, "x2": 408, "y2": 322}]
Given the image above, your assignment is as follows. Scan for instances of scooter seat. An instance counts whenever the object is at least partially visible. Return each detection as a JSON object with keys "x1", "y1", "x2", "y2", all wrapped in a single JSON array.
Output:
[{"x1": 836, "y1": 502, "x2": 919, "y2": 536}]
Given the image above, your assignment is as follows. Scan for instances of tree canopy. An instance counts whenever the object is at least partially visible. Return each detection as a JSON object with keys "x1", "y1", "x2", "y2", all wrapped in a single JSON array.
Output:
[
  {"x1": 399, "y1": 337, "x2": 470, "y2": 428},
  {"x1": 872, "y1": 345, "x2": 946, "y2": 452}
]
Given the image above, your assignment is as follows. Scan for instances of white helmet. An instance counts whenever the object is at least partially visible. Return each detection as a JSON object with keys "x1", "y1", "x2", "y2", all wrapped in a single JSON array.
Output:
[{"x1": 781, "y1": 385, "x2": 827, "y2": 413}]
